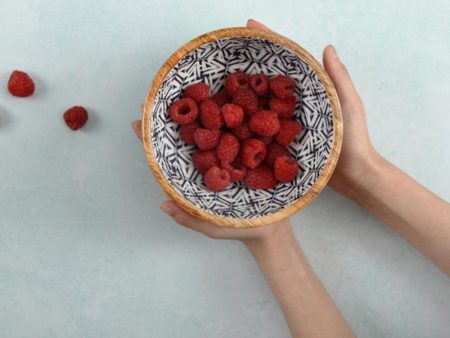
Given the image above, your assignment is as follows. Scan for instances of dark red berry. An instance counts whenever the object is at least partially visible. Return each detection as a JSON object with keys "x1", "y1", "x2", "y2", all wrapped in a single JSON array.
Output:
[
  {"x1": 274, "y1": 155, "x2": 299, "y2": 182},
  {"x1": 184, "y1": 83, "x2": 209, "y2": 103},
  {"x1": 210, "y1": 90, "x2": 230, "y2": 106},
  {"x1": 204, "y1": 166, "x2": 230, "y2": 192},
  {"x1": 232, "y1": 88, "x2": 258, "y2": 115},
  {"x1": 169, "y1": 98, "x2": 198, "y2": 124},
  {"x1": 63, "y1": 106, "x2": 88, "y2": 130},
  {"x1": 269, "y1": 95, "x2": 296, "y2": 118},
  {"x1": 241, "y1": 138, "x2": 267, "y2": 169},
  {"x1": 179, "y1": 122, "x2": 200, "y2": 145},
  {"x1": 199, "y1": 100, "x2": 223, "y2": 130},
  {"x1": 221, "y1": 103, "x2": 244, "y2": 128},
  {"x1": 249, "y1": 110, "x2": 280, "y2": 137},
  {"x1": 225, "y1": 71, "x2": 249, "y2": 97},
  {"x1": 249, "y1": 73, "x2": 270, "y2": 96},
  {"x1": 275, "y1": 119, "x2": 302, "y2": 146},
  {"x1": 244, "y1": 165, "x2": 277, "y2": 189},
  {"x1": 216, "y1": 133, "x2": 240, "y2": 163},
  {"x1": 193, "y1": 150, "x2": 219, "y2": 174},
  {"x1": 270, "y1": 75, "x2": 295, "y2": 99},
  {"x1": 232, "y1": 121, "x2": 253, "y2": 141},
  {"x1": 266, "y1": 143, "x2": 291, "y2": 167},
  {"x1": 221, "y1": 158, "x2": 247, "y2": 182},
  {"x1": 194, "y1": 128, "x2": 221, "y2": 150},
  {"x1": 8, "y1": 70, "x2": 35, "y2": 97}
]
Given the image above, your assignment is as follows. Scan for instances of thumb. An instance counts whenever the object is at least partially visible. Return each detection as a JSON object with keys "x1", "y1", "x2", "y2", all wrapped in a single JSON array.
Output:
[{"x1": 323, "y1": 45, "x2": 361, "y2": 108}]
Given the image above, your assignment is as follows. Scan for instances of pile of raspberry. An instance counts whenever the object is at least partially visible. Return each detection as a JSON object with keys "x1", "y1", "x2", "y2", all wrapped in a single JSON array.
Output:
[{"x1": 169, "y1": 71, "x2": 303, "y2": 192}]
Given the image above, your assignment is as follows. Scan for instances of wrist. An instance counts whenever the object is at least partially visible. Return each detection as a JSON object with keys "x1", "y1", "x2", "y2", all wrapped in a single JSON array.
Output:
[
  {"x1": 244, "y1": 219, "x2": 295, "y2": 256},
  {"x1": 338, "y1": 149, "x2": 387, "y2": 200}
]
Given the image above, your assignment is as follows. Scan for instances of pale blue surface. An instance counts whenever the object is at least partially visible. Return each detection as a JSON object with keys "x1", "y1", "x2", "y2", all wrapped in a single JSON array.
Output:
[{"x1": 0, "y1": 1, "x2": 449, "y2": 337}]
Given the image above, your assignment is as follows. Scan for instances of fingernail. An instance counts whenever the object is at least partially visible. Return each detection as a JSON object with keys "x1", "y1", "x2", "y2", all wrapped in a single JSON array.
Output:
[
  {"x1": 328, "y1": 44, "x2": 338, "y2": 58},
  {"x1": 160, "y1": 201, "x2": 175, "y2": 216}
]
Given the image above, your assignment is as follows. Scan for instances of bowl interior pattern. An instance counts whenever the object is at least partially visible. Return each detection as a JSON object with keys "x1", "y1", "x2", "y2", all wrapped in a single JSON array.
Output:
[{"x1": 150, "y1": 36, "x2": 334, "y2": 219}]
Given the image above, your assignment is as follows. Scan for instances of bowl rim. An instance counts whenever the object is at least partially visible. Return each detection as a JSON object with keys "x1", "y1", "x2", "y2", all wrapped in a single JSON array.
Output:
[{"x1": 142, "y1": 27, "x2": 343, "y2": 228}]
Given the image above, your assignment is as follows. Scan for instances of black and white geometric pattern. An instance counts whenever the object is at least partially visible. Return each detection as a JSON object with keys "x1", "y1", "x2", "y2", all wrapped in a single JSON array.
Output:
[{"x1": 150, "y1": 37, "x2": 334, "y2": 219}]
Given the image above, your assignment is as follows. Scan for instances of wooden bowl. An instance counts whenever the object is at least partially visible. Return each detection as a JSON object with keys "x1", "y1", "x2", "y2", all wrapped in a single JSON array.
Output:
[{"x1": 142, "y1": 27, "x2": 342, "y2": 228}]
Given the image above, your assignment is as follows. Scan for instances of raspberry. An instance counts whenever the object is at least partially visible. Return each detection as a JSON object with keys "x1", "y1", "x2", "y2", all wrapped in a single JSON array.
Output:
[
  {"x1": 63, "y1": 106, "x2": 88, "y2": 130},
  {"x1": 184, "y1": 83, "x2": 209, "y2": 103},
  {"x1": 241, "y1": 138, "x2": 267, "y2": 169},
  {"x1": 269, "y1": 95, "x2": 296, "y2": 118},
  {"x1": 216, "y1": 133, "x2": 239, "y2": 162},
  {"x1": 179, "y1": 122, "x2": 200, "y2": 145},
  {"x1": 259, "y1": 136, "x2": 273, "y2": 145},
  {"x1": 244, "y1": 165, "x2": 277, "y2": 189},
  {"x1": 275, "y1": 119, "x2": 302, "y2": 146},
  {"x1": 274, "y1": 155, "x2": 299, "y2": 182},
  {"x1": 266, "y1": 143, "x2": 291, "y2": 167},
  {"x1": 199, "y1": 100, "x2": 223, "y2": 130},
  {"x1": 210, "y1": 90, "x2": 230, "y2": 107},
  {"x1": 192, "y1": 150, "x2": 219, "y2": 174},
  {"x1": 169, "y1": 98, "x2": 198, "y2": 125},
  {"x1": 232, "y1": 88, "x2": 258, "y2": 115},
  {"x1": 7, "y1": 70, "x2": 35, "y2": 97},
  {"x1": 204, "y1": 166, "x2": 230, "y2": 192},
  {"x1": 221, "y1": 103, "x2": 244, "y2": 128},
  {"x1": 225, "y1": 71, "x2": 249, "y2": 97},
  {"x1": 194, "y1": 128, "x2": 221, "y2": 150},
  {"x1": 231, "y1": 121, "x2": 253, "y2": 141},
  {"x1": 248, "y1": 110, "x2": 280, "y2": 137},
  {"x1": 270, "y1": 75, "x2": 295, "y2": 99},
  {"x1": 258, "y1": 97, "x2": 271, "y2": 110},
  {"x1": 221, "y1": 158, "x2": 247, "y2": 182},
  {"x1": 249, "y1": 73, "x2": 270, "y2": 96}
]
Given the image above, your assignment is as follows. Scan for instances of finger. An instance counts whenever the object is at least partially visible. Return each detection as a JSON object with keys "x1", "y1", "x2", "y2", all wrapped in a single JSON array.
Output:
[
  {"x1": 323, "y1": 45, "x2": 361, "y2": 107},
  {"x1": 131, "y1": 120, "x2": 143, "y2": 142},
  {"x1": 246, "y1": 19, "x2": 273, "y2": 32},
  {"x1": 160, "y1": 201, "x2": 216, "y2": 235}
]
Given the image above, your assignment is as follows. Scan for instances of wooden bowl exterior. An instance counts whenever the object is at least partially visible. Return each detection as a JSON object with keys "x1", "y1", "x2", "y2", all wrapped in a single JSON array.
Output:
[{"x1": 142, "y1": 27, "x2": 342, "y2": 227}]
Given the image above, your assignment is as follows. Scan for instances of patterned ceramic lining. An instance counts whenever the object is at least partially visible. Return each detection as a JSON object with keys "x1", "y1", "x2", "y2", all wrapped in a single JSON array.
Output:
[{"x1": 150, "y1": 36, "x2": 334, "y2": 218}]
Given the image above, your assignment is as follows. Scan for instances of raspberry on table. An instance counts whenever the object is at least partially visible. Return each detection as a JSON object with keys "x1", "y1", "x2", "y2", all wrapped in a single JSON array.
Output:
[
  {"x1": 216, "y1": 133, "x2": 240, "y2": 163},
  {"x1": 63, "y1": 106, "x2": 88, "y2": 130},
  {"x1": 7, "y1": 70, "x2": 35, "y2": 97},
  {"x1": 204, "y1": 166, "x2": 230, "y2": 192},
  {"x1": 232, "y1": 121, "x2": 253, "y2": 141},
  {"x1": 241, "y1": 138, "x2": 267, "y2": 169},
  {"x1": 193, "y1": 150, "x2": 219, "y2": 174},
  {"x1": 275, "y1": 119, "x2": 302, "y2": 146},
  {"x1": 232, "y1": 88, "x2": 258, "y2": 115},
  {"x1": 221, "y1": 103, "x2": 244, "y2": 128},
  {"x1": 225, "y1": 71, "x2": 249, "y2": 97},
  {"x1": 194, "y1": 128, "x2": 221, "y2": 150},
  {"x1": 249, "y1": 73, "x2": 270, "y2": 97},
  {"x1": 184, "y1": 83, "x2": 209, "y2": 103},
  {"x1": 270, "y1": 75, "x2": 295, "y2": 99},
  {"x1": 274, "y1": 155, "x2": 299, "y2": 182},
  {"x1": 244, "y1": 164, "x2": 277, "y2": 189},
  {"x1": 269, "y1": 95, "x2": 296, "y2": 118},
  {"x1": 249, "y1": 110, "x2": 280, "y2": 137},
  {"x1": 199, "y1": 100, "x2": 223, "y2": 130},
  {"x1": 266, "y1": 143, "x2": 291, "y2": 167},
  {"x1": 169, "y1": 98, "x2": 198, "y2": 124},
  {"x1": 179, "y1": 122, "x2": 200, "y2": 145},
  {"x1": 210, "y1": 90, "x2": 230, "y2": 107},
  {"x1": 221, "y1": 158, "x2": 247, "y2": 182}
]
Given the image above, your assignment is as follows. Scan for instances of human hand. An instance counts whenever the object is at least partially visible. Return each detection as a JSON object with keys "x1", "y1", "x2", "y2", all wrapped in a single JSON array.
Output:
[
  {"x1": 131, "y1": 120, "x2": 289, "y2": 243},
  {"x1": 247, "y1": 19, "x2": 379, "y2": 196}
]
